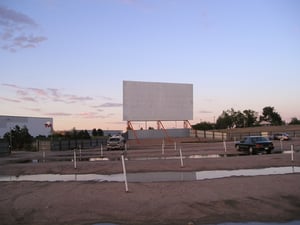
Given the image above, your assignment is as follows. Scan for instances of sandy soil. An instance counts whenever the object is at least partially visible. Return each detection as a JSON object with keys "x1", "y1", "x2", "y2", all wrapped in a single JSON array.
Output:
[{"x1": 1, "y1": 139, "x2": 300, "y2": 225}]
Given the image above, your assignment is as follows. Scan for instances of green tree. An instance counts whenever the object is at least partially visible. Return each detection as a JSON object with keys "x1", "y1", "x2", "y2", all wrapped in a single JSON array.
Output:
[
  {"x1": 92, "y1": 128, "x2": 97, "y2": 137},
  {"x1": 215, "y1": 108, "x2": 259, "y2": 129},
  {"x1": 77, "y1": 130, "x2": 90, "y2": 139},
  {"x1": 3, "y1": 125, "x2": 33, "y2": 151},
  {"x1": 215, "y1": 110, "x2": 234, "y2": 129},
  {"x1": 96, "y1": 129, "x2": 103, "y2": 136},
  {"x1": 233, "y1": 110, "x2": 246, "y2": 128},
  {"x1": 289, "y1": 117, "x2": 300, "y2": 125},
  {"x1": 243, "y1": 109, "x2": 258, "y2": 127},
  {"x1": 192, "y1": 122, "x2": 214, "y2": 130},
  {"x1": 92, "y1": 128, "x2": 104, "y2": 136},
  {"x1": 260, "y1": 106, "x2": 283, "y2": 125}
]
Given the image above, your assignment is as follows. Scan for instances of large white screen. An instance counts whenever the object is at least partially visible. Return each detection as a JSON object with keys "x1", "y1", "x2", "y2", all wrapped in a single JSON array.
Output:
[{"x1": 123, "y1": 81, "x2": 193, "y2": 121}]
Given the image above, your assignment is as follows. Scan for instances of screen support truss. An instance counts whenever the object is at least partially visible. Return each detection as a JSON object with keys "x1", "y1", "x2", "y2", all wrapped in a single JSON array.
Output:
[
  {"x1": 127, "y1": 120, "x2": 191, "y2": 143},
  {"x1": 127, "y1": 121, "x2": 140, "y2": 144},
  {"x1": 183, "y1": 120, "x2": 192, "y2": 128},
  {"x1": 157, "y1": 120, "x2": 173, "y2": 142}
]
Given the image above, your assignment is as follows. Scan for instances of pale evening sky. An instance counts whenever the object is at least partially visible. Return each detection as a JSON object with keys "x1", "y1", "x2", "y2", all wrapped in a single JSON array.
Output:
[{"x1": 1, "y1": 0, "x2": 299, "y2": 131}]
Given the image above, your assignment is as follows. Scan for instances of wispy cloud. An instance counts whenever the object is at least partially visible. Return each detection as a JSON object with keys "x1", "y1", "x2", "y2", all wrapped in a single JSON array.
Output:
[
  {"x1": 2, "y1": 83, "x2": 119, "y2": 120},
  {"x1": 24, "y1": 107, "x2": 41, "y2": 112},
  {"x1": 2, "y1": 83, "x2": 94, "y2": 104},
  {"x1": 28, "y1": 87, "x2": 49, "y2": 97},
  {"x1": 99, "y1": 96, "x2": 113, "y2": 101},
  {"x1": 99, "y1": 102, "x2": 123, "y2": 107},
  {"x1": 0, "y1": 96, "x2": 20, "y2": 103},
  {"x1": 199, "y1": 110, "x2": 213, "y2": 114},
  {"x1": 45, "y1": 112, "x2": 73, "y2": 117},
  {"x1": 48, "y1": 88, "x2": 60, "y2": 97},
  {"x1": 0, "y1": 6, "x2": 47, "y2": 52},
  {"x1": 76, "y1": 112, "x2": 106, "y2": 119},
  {"x1": 20, "y1": 97, "x2": 37, "y2": 102},
  {"x1": 43, "y1": 111, "x2": 111, "y2": 119},
  {"x1": 203, "y1": 98, "x2": 215, "y2": 102},
  {"x1": 65, "y1": 94, "x2": 93, "y2": 102},
  {"x1": 2, "y1": 83, "x2": 19, "y2": 88},
  {"x1": 0, "y1": 6, "x2": 37, "y2": 25}
]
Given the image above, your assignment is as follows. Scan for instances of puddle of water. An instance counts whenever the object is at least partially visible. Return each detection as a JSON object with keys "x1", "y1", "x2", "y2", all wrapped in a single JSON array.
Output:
[
  {"x1": 0, "y1": 173, "x2": 124, "y2": 182},
  {"x1": 195, "y1": 167, "x2": 300, "y2": 181},
  {"x1": 127, "y1": 171, "x2": 196, "y2": 182},
  {"x1": 0, "y1": 166, "x2": 299, "y2": 183},
  {"x1": 89, "y1": 157, "x2": 110, "y2": 161},
  {"x1": 128, "y1": 153, "x2": 246, "y2": 161},
  {"x1": 189, "y1": 154, "x2": 221, "y2": 159}
]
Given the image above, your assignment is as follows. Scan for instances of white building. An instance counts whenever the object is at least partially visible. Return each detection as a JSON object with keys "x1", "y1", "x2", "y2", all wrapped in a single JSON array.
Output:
[{"x1": 0, "y1": 115, "x2": 53, "y2": 138}]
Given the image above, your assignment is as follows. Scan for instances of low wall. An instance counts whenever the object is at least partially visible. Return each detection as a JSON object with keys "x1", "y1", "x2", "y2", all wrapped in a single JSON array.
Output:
[
  {"x1": 128, "y1": 128, "x2": 190, "y2": 140},
  {"x1": 34, "y1": 137, "x2": 108, "y2": 151},
  {"x1": 0, "y1": 141, "x2": 10, "y2": 155},
  {"x1": 190, "y1": 130, "x2": 227, "y2": 141}
]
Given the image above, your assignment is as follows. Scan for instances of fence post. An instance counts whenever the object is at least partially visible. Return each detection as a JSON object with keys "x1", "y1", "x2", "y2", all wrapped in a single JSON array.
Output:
[
  {"x1": 291, "y1": 144, "x2": 294, "y2": 162},
  {"x1": 121, "y1": 155, "x2": 129, "y2": 192},
  {"x1": 179, "y1": 148, "x2": 184, "y2": 168},
  {"x1": 42, "y1": 150, "x2": 45, "y2": 163},
  {"x1": 223, "y1": 140, "x2": 227, "y2": 154},
  {"x1": 73, "y1": 149, "x2": 77, "y2": 169}
]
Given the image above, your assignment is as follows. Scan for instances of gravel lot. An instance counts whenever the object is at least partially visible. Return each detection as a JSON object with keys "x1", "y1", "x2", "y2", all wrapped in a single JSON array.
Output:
[{"x1": 0, "y1": 137, "x2": 300, "y2": 225}]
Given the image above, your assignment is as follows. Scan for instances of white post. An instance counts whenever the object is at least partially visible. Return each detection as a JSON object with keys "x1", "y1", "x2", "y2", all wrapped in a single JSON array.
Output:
[
  {"x1": 162, "y1": 139, "x2": 165, "y2": 155},
  {"x1": 291, "y1": 144, "x2": 294, "y2": 162},
  {"x1": 43, "y1": 150, "x2": 45, "y2": 163},
  {"x1": 174, "y1": 142, "x2": 177, "y2": 151},
  {"x1": 79, "y1": 146, "x2": 82, "y2": 161},
  {"x1": 179, "y1": 148, "x2": 184, "y2": 168},
  {"x1": 100, "y1": 144, "x2": 103, "y2": 157},
  {"x1": 121, "y1": 155, "x2": 129, "y2": 192},
  {"x1": 74, "y1": 150, "x2": 77, "y2": 169},
  {"x1": 223, "y1": 140, "x2": 227, "y2": 153}
]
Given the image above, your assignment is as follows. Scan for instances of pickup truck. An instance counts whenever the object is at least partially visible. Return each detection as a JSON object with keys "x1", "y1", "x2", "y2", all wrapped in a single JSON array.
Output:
[{"x1": 106, "y1": 135, "x2": 126, "y2": 150}]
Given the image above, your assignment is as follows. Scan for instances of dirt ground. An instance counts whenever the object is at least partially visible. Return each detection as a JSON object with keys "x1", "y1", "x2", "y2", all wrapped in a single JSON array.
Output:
[{"x1": 1, "y1": 138, "x2": 300, "y2": 225}]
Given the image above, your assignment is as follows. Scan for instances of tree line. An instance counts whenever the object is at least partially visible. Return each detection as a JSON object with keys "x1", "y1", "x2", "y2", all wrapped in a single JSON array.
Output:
[
  {"x1": 3, "y1": 106, "x2": 300, "y2": 150},
  {"x1": 51, "y1": 128, "x2": 104, "y2": 140},
  {"x1": 192, "y1": 106, "x2": 300, "y2": 130},
  {"x1": 3, "y1": 126, "x2": 105, "y2": 151}
]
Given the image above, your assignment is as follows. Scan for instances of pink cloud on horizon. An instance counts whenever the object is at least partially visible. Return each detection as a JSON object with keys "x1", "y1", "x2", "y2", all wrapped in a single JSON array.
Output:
[
  {"x1": 0, "y1": 96, "x2": 20, "y2": 103},
  {"x1": 20, "y1": 97, "x2": 37, "y2": 102},
  {"x1": 45, "y1": 112, "x2": 73, "y2": 116},
  {"x1": 27, "y1": 87, "x2": 49, "y2": 97}
]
